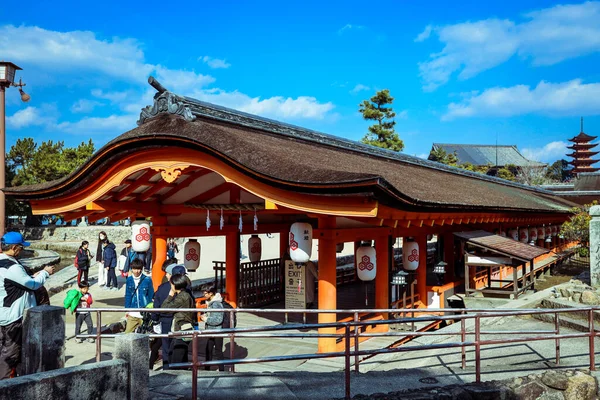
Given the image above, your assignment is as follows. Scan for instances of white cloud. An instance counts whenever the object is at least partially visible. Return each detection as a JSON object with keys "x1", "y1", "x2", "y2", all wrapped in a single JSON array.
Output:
[
  {"x1": 397, "y1": 110, "x2": 408, "y2": 119},
  {"x1": 415, "y1": 25, "x2": 432, "y2": 42},
  {"x1": 338, "y1": 24, "x2": 365, "y2": 35},
  {"x1": 70, "y1": 99, "x2": 102, "y2": 113},
  {"x1": 522, "y1": 141, "x2": 568, "y2": 163},
  {"x1": 199, "y1": 56, "x2": 231, "y2": 69},
  {"x1": 350, "y1": 84, "x2": 370, "y2": 94},
  {"x1": 443, "y1": 79, "x2": 600, "y2": 120},
  {"x1": 190, "y1": 89, "x2": 335, "y2": 120},
  {"x1": 6, "y1": 105, "x2": 57, "y2": 129},
  {"x1": 56, "y1": 114, "x2": 137, "y2": 134},
  {"x1": 417, "y1": 1, "x2": 600, "y2": 90},
  {"x1": 416, "y1": 153, "x2": 430, "y2": 159}
]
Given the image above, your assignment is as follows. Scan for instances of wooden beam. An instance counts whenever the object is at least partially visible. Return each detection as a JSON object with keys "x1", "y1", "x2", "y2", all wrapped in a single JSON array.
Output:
[
  {"x1": 187, "y1": 182, "x2": 233, "y2": 205},
  {"x1": 92, "y1": 201, "x2": 160, "y2": 214},
  {"x1": 85, "y1": 202, "x2": 105, "y2": 211},
  {"x1": 138, "y1": 177, "x2": 178, "y2": 202},
  {"x1": 113, "y1": 170, "x2": 156, "y2": 201},
  {"x1": 159, "y1": 168, "x2": 213, "y2": 201}
]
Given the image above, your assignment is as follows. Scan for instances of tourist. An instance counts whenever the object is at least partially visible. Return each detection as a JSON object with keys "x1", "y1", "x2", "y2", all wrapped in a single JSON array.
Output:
[
  {"x1": 151, "y1": 260, "x2": 184, "y2": 369},
  {"x1": 305, "y1": 261, "x2": 318, "y2": 309},
  {"x1": 0, "y1": 232, "x2": 54, "y2": 379},
  {"x1": 120, "y1": 239, "x2": 138, "y2": 277},
  {"x1": 161, "y1": 273, "x2": 196, "y2": 365},
  {"x1": 96, "y1": 231, "x2": 108, "y2": 287},
  {"x1": 76, "y1": 240, "x2": 92, "y2": 285},
  {"x1": 167, "y1": 238, "x2": 179, "y2": 262},
  {"x1": 64, "y1": 280, "x2": 95, "y2": 343},
  {"x1": 201, "y1": 287, "x2": 225, "y2": 371},
  {"x1": 124, "y1": 259, "x2": 154, "y2": 333},
  {"x1": 102, "y1": 239, "x2": 118, "y2": 291}
]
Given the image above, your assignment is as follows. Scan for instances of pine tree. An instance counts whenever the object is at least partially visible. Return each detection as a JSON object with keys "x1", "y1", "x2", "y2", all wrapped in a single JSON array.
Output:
[{"x1": 359, "y1": 90, "x2": 404, "y2": 152}]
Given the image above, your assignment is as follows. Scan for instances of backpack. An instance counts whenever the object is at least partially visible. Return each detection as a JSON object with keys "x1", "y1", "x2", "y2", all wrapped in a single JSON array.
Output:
[{"x1": 221, "y1": 301, "x2": 237, "y2": 329}]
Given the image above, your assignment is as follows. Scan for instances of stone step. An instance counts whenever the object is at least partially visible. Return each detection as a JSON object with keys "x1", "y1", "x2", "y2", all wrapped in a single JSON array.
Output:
[
  {"x1": 539, "y1": 298, "x2": 600, "y2": 323},
  {"x1": 533, "y1": 311, "x2": 600, "y2": 333}
]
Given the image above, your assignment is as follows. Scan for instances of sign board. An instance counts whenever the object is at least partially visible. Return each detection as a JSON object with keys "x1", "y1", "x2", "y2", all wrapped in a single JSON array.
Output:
[{"x1": 285, "y1": 260, "x2": 306, "y2": 309}]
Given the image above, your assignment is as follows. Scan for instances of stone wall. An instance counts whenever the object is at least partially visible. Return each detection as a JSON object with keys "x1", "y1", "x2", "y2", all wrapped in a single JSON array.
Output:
[
  {"x1": 20, "y1": 226, "x2": 132, "y2": 245},
  {"x1": 0, "y1": 360, "x2": 129, "y2": 399}
]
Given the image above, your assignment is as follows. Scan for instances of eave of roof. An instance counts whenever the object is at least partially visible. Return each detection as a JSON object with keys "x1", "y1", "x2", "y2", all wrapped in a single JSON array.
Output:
[{"x1": 454, "y1": 230, "x2": 550, "y2": 261}]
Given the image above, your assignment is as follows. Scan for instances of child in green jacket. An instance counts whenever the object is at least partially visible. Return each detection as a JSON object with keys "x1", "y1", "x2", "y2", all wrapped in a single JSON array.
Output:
[{"x1": 64, "y1": 281, "x2": 94, "y2": 343}]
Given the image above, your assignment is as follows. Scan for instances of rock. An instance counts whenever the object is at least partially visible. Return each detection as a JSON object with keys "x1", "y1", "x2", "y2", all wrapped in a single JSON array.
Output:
[
  {"x1": 573, "y1": 292, "x2": 582, "y2": 303},
  {"x1": 565, "y1": 374, "x2": 597, "y2": 400},
  {"x1": 514, "y1": 381, "x2": 547, "y2": 400},
  {"x1": 560, "y1": 288, "x2": 572, "y2": 298},
  {"x1": 581, "y1": 291, "x2": 600, "y2": 305},
  {"x1": 542, "y1": 371, "x2": 569, "y2": 390},
  {"x1": 537, "y1": 392, "x2": 565, "y2": 400},
  {"x1": 513, "y1": 377, "x2": 523, "y2": 386}
]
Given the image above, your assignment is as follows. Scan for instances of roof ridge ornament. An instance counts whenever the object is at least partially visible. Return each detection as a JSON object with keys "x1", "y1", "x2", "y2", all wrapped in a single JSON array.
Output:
[{"x1": 137, "y1": 77, "x2": 196, "y2": 125}]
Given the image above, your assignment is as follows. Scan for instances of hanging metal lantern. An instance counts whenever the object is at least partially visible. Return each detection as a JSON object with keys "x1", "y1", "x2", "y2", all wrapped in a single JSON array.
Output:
[
  {"x1": 131, "y1": 220, "x2": 151, "y2": 252},
  {"x1": 289, "y1": 222, "x2": 312, "y2": 263},
  {"x1": 499, "y1": 230, "x2": 507, "y2": 237},
  {"x1": 248, "y1": 234, "x2": 262, "y2": 263},
  {"x1": 356, "y1": 245, "x2": 376, "y2": 281},
  {"x1": 336, "y1": 242, "x2": 344, "y2": 253},
  {"x1": 519, "y1": 228, "x2": 529, "y2": 243},
  {"x1": 184, "y1": 239, "x2": 201, "y2": 271},
  {"x1": 509, "y1": 229, "x2": 519, "y2": 241},
  {"x1": 529, "y1": 227, "x2": 538, "y2": 242},
  {"x1": 402, "y1": 240, "x2": 419, "y2": 271},
  {"x1": 426, "y1": 234, "x2": 433, "y2": 242}
]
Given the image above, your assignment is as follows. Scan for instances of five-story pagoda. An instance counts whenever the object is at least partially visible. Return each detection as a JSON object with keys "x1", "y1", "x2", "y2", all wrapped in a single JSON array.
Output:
[{"x1": 567, "y1": 118, "x2": 599, "y2": 174}]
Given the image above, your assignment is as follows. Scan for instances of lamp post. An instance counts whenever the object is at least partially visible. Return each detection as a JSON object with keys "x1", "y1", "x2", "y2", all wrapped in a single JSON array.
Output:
[{"x1": 0, "y1": 61, "x2": 30, "y2": 234}]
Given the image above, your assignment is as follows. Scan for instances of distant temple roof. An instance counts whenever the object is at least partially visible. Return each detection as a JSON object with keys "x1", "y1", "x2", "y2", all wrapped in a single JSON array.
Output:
[
  {"x1": 568, "y1": 132, "x2": 598, "y2": 142},
  {"x1": 430, "y1": 144, "x2": 545, "y2": 168}
]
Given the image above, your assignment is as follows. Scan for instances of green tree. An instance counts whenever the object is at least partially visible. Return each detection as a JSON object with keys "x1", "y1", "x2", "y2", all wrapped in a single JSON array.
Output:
[
  {"x1": 359, "y1": 90, "x2": 404, "y2": 152},
  {"x1": 428, "y1": 147, "x2": 458, "y2": 165},
  {"x1": 545, "y1": 159, "x2": 572, "y2": 182},
  {"x1": 6, "y1": 138, "x2": 95, "y2": 222},
  {"x1": 560, "y1": 201, "x2": 597, "y2": 247}
]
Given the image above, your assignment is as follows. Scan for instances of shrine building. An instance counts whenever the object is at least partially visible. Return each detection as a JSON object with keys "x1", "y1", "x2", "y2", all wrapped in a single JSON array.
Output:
[{"x1": 5, "y1": 77, "x2": 579, "y2": 353}]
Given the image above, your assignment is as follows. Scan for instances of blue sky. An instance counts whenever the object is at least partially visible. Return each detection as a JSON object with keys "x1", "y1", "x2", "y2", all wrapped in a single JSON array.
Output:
[{"x1": 1, "y1": 0, "x2": 600, "y2": 164}]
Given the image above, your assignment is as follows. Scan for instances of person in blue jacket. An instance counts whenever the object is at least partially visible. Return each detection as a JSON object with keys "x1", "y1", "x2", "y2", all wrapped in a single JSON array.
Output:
[
  {"x1": 102, "y1": 239, "x2": 118, "y2": 291},
  {"x1": 124, "y1": 259, "x2": 154, "y2": 333}
]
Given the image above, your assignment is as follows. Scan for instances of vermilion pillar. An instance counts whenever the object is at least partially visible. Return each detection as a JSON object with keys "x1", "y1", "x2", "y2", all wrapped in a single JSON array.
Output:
[
  {"x1": 416, "y1": 235, "x2": 428, "y2": 307},
  {"x1": 375, "y1": 235, "x2": 390, "y2": 317},
  {"x1": 318, "y1": 216, "x2": 337, "y2": 353},
  {"x1": 151, "y1": 235, "x2": 167, "y2": 290},
  {"x1": 226, "y1": 232, "x2": 240, "y2": 307}
]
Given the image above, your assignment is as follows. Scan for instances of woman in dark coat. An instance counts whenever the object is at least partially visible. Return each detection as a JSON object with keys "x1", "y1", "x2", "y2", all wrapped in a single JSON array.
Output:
[{"x1": 96, "y1": 231, "x2": 108, "y2": 286}]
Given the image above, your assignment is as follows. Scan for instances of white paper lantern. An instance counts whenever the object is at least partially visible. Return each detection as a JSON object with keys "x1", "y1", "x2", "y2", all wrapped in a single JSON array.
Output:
[
  {"x1": 336, "y1": 242, "x2": 344, "y2": 253},
  {"x1": 551, "y1": 226, "x2": 558, "y2": 237},
  {"x1": 529, "y1": 228, "x2": 538, "y2": 242},
  {"x1": 356, "y1": 245, "x2": 376, "y2": 281},
  {"x1": 537, "y1": 227, "x2": 545, "y2": 238},
  {"x1": 184, "y1": 239, "x2": 201, "y2": 271},
  {"x1": 132, "y1": 220, "x2": 151, "y2": 252},
  {"x1": 519, "y1": 228, "x2": 529, "y2": 243},
  {"x1": 248, "y1": 234, "x2": 262, "y2": 263},
  {"x1": 509, "y1": 229, "x2": 519, "y2": 241},
  {"x1": 545, "y1": 226, "x2": 552, "y2": 237},
  {"x1": 289, "y1": 222, "x2": 312, "y2": 263},
  {"x1": 402, "y1": 240, "x2": 420, "y2": 271}
]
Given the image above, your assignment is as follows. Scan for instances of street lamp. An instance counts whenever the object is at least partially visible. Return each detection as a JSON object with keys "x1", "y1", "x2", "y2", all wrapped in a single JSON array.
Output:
[{"x1": 0, "y1": 61, "x2": 30, "y2": 234}]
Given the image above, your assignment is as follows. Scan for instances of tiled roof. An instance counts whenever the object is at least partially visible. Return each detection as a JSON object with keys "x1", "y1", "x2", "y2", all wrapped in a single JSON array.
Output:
[
  {"x1": 431, "y1": 143, "x2": 545, "y2": 168},
  {"x1": 454, "y1": 230, "x2": 550, "y2": 261}
]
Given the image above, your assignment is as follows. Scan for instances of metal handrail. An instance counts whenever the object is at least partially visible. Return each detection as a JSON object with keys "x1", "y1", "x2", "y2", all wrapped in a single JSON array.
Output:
[{"x1": 76, "y1": 306, "x2": 600, "y2": 399}]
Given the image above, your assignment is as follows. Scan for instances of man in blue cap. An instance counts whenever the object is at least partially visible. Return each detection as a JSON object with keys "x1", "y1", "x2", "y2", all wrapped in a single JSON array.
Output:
[{"x1": 0, "y1": 232, "x2": 54, "y2": 379}]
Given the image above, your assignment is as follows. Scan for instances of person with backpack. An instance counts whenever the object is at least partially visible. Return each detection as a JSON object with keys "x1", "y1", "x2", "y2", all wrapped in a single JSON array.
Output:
[
  {"x1": 64, "y1": 280, "x2": 94, "y2": 343},
  {"x1": 120, "y1": 239, "x2": 138, "y2": 277},
  {"x1": 124, "y1": 259, "x2": 154, "y2": 333},
  {"x1": 75, "y1": 241, "x2": 92, "y2": 286},
  {"x1": 201, "y1": 287, "x2": 225, "y2": 371},
  {"x1": 161, "y1": 273, "x2": 196, "y2": 365}
]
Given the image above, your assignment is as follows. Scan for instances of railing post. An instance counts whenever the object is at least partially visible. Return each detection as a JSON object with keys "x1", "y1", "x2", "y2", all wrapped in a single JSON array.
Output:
[
  {"x1": 461, "y1": 312, "x2": 466, "y2": 369},
  {"x1": 230, "y1": 310, "x2": 236, "y2": 373},
  {"x1": 590, "y1": 309, "x2": 596, "y2": 371},
  {"x1": 96, "y1": 310, "x2": 101, "y2": 363},
  {"x1": 475, "y1": 315, "x2": 481, "y2": 383},
  {"x1": 555, "y1": 311, "x2": 560, "y2": 366},
  {"x1": 345, "y1": 324, "x2": 351, "y2": 400},
  {"x1": 192, "y1": 331, "x2": 198, "y2": 400},
  {"x1": 354, "y1": 312, "x2": 359, "y2": 373}
]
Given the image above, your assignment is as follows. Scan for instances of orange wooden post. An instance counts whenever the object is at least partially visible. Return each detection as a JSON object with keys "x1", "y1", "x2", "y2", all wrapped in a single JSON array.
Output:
[
  {"x1": 318, "y1": 216, "x2": 337, "y2": 354},
  {"x1": 416, "y1": 235, "x2": 428, "y2": 307},
  {"x1": 151, "y1": 235, "x2": 167, "y2": 290},
  {"x1": 375, "y1": 235, "x2": 390, "y2": 319},
  {"x1": 226, "y1": 232, "x2": 240, "y2": 307}
]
